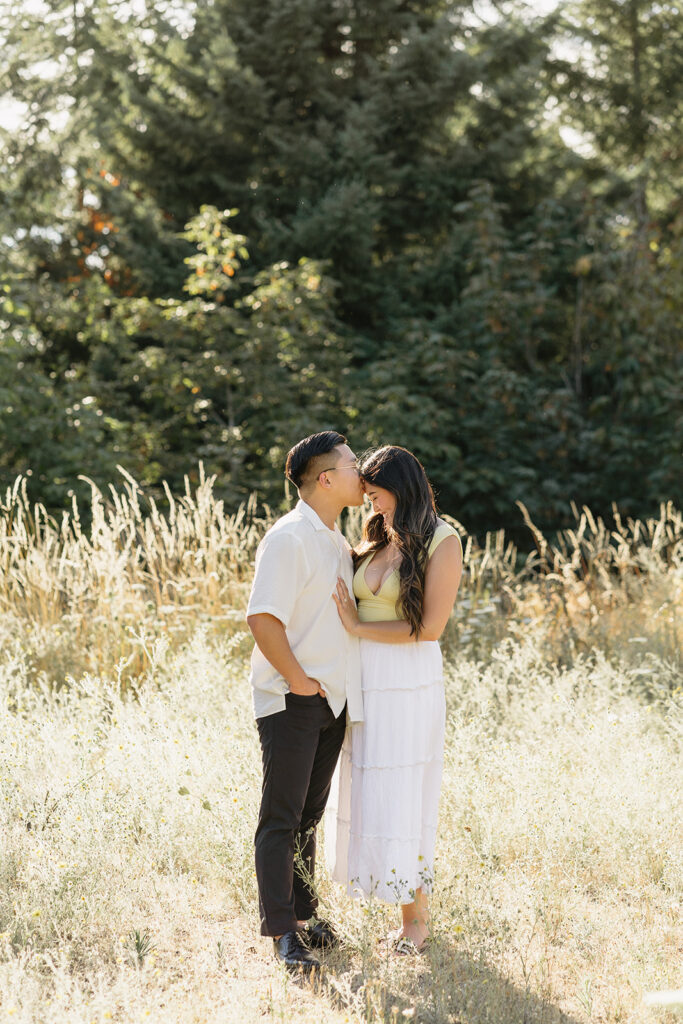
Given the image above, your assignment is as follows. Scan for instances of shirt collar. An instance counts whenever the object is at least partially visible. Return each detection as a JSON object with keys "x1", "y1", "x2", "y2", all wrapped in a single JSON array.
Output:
[{"x1": 296, "y1": 499, "x2": 340, "y2": 537}]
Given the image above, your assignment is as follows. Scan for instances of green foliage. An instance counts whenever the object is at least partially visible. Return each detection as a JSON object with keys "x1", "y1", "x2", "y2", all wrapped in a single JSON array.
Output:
[
  {"x1": 551, "y1": 0, "x2": 683, "y2": 220},
  {"x1": 126, "y1": 929, "x2": 155, "y2": 968},
  {"x1": 0, "y1": 0, "x2": 680, "y2": 533},
  {"x1": 83, "y1": 206, "x2": 352, "y2": 502}
]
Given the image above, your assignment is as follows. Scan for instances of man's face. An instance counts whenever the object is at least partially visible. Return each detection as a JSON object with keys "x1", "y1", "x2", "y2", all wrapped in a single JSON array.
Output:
[{"x1": 323, "y1": 444, "x2": 364, "y2": 506}]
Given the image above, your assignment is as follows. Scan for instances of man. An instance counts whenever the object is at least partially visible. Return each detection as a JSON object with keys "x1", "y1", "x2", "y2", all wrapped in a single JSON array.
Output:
[{"x1": 246, "y1": 430, "x2": 364, "y2": 972}]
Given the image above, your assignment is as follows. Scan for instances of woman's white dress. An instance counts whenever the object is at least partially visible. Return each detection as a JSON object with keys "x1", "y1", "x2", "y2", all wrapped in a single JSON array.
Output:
[{"x1": 325, "y1": 522, "x2": 458, "y2": 904}]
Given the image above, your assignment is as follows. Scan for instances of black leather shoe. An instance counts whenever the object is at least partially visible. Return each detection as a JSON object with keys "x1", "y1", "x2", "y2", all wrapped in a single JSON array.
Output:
[
  {"x1": 273, "y1": 931, "x2": 320, "y2": 972},
  {"x1": 304, "y1": 918, "x2": 338, "y2": 950}
]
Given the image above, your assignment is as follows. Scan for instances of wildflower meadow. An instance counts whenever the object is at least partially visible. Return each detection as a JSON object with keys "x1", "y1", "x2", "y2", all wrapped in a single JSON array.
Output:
[{"x1": 0, "y1": 473, "x2": 680, "y2": 1023}]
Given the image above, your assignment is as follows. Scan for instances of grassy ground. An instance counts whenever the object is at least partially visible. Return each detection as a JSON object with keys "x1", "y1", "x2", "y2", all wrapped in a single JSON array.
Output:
[
  {"x1": 0, "y1": 629, "x2": 680, "y2": 1024},
  {"x1": 0, "y1": 475, "x2": 681, "y2": 1022}
]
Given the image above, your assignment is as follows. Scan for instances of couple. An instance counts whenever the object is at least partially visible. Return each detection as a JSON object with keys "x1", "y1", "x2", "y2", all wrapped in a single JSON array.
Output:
[{"x1": 246, "y1": 430, "x2": 462, "y2": 971}]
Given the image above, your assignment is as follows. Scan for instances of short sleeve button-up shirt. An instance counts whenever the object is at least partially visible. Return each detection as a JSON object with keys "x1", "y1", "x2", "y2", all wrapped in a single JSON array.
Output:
[{"x1": 246, "y1": 500, "x2": 363, "y2": 722}]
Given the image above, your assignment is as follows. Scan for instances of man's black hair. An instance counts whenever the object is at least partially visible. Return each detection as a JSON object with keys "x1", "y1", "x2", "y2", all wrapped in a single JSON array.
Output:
[{"x1": 285, "y1": 430, "x2": 347, "y2": 489}]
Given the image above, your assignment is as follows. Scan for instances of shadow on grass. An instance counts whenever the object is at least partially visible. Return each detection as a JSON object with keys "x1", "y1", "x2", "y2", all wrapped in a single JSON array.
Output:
[{"x1": 295, "y1": 933, "x2": 582, "y2": 1024}]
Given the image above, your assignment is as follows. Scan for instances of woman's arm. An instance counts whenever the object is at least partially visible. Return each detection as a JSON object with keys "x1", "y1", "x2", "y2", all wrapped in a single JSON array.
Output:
[
  {"x1": 333, "y1": 534, "x2": 463, "y2": 644},
  {"x1": 418, "y1": 534, "x2": 463, "y2": 640}
]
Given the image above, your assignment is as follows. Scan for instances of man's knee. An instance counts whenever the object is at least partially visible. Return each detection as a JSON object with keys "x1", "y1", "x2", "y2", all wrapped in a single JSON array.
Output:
[
  {"x1": 255, "y1": 822, "x2": 298, "y2": 856},
  {"x1": 298, "y1": 812, "x2": 323, "y2": 843}
]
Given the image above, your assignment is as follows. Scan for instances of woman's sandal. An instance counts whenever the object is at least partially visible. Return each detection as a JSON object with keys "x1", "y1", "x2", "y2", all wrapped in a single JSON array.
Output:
[{"x1": 392, "y1": 935, "x2": 430, "y2": 956}]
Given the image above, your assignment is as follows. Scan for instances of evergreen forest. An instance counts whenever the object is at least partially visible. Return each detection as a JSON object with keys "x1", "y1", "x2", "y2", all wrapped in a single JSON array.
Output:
[{"x1": 1, "y1": 0, "x2": 681, "y2": 537}]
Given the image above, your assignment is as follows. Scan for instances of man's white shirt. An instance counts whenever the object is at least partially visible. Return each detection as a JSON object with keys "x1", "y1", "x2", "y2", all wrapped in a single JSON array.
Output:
[{"x1": 247, "y1": 500, "x2": 364, "y2": 722}]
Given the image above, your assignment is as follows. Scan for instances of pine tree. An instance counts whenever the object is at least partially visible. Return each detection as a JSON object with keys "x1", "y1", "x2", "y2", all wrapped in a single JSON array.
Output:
[{"x1": 551, "y1": 0, "x2": 682, "y2": 226}]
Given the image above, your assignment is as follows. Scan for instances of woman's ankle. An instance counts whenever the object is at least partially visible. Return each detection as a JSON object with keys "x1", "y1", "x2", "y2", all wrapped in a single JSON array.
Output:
[{"x1": 400, "y1": 920, "x2": 429, "y2": 940}]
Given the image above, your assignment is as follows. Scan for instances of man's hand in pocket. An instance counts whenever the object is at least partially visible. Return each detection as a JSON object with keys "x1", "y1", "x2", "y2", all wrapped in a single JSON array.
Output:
[{"x1": 289, "y1": 676, "x2": 326, "y2": 697}]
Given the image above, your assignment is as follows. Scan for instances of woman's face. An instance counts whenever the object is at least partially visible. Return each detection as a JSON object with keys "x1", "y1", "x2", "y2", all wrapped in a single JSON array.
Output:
[{"x1": 363, "y1": 480, "x2": 397, "y2": 526}]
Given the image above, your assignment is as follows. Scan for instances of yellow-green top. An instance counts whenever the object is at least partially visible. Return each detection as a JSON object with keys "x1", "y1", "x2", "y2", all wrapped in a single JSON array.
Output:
[{"x1": 352, "y1": 521, "x2": 460, "y2": 622}]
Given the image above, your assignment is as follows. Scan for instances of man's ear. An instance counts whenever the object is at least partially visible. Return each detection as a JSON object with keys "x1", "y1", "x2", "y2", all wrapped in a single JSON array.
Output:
[{"x1": 317, "y1": 470, "x2": 333, "y2": 490}]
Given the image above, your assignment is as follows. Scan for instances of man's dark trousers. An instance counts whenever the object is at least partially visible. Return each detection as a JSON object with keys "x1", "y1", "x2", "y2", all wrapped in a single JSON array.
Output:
[{"x1": 255, "y1": 692, "x2": 346, "y2": 937}]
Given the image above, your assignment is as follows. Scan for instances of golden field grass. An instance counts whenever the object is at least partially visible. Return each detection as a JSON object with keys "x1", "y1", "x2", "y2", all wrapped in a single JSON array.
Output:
[{"x1": 0, "y1": 471, "x2": 681, "y2": 1024}]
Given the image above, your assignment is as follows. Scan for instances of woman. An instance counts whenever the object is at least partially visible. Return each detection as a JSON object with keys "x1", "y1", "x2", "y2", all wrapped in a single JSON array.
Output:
[{"x1": 327, "y1": 445, "x2": 462, "y2": 952}]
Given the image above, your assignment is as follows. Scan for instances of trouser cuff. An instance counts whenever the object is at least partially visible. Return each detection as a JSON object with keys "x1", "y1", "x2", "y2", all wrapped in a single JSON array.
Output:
[
  {"x1": 294, "y1": 899, "x2": 317, "y2": 921},
  {"x1": 260, "y1": 914, "x2": 300, "y2": 938}
]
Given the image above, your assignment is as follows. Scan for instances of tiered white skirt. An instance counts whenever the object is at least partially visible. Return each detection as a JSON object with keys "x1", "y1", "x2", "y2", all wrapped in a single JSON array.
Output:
[{"x1": 325, "y1": 639, "x2": 446, "y2": 904}]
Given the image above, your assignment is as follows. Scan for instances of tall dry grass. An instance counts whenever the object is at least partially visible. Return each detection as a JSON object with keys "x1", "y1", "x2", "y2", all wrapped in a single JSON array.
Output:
[
  {"x1": 0, "y1": 469, "x2": 267, "y2": 685},
  {"x1": 1, "y1": 469, "x2": 680, "y2": 690}
]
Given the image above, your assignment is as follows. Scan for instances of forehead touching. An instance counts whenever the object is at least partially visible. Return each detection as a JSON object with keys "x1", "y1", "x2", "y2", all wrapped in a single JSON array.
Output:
[{"x1": 364, "y1": 480, "x2": 390, "y2": 496}]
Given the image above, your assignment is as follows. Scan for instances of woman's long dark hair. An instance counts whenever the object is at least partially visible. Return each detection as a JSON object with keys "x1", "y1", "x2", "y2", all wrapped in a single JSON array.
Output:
[{"x1": 356, "y1": 446, "x2": 438, "y2": 636}]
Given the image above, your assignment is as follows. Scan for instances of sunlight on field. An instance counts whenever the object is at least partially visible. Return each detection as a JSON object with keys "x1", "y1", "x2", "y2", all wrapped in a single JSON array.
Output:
[
  {"x1": 0, "y1": 633, "x2": 680, "y2": 1024},
  {"x1": 0, "y1": 473, "x2": 681, "y2": 1023}
]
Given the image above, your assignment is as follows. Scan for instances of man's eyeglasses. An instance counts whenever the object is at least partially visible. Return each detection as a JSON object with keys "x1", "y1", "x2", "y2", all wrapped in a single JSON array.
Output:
[{"x1": 319, "y1": 461, "x2": 361, "y2": 474}]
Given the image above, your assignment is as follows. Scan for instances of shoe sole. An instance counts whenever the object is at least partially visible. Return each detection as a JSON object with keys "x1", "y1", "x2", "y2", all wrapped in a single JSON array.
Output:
[
  {"x1": 283, "y1": 960, "x2": 320, "y2": 974},
  {"x1": 274, "y1": 953, "x2": 320, "y2": 972}
]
